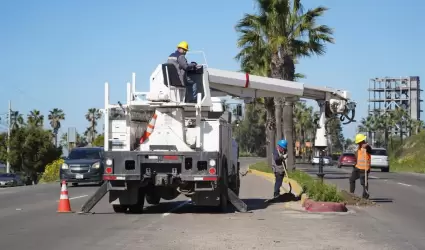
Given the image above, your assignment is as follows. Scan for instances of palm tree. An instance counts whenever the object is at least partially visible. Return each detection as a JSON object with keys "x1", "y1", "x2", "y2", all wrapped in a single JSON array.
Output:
[
  {"x1": 235, "y1": 0, "x2": 334, "y2": 168},
  {"x1": 48, "y1": 108, "x2": 65, "y2": 147},
  {"x1": 10, "y1": 111, "x2": 25, "y2": 130},
  {"x1": 293, "y1": 101, "x2": 315, "y2": 160},
  {"x1": 392, "y1": 107, "x2": 410, "y2": 144},
  {"x1": 411, "y1": 119, "x2": 424, "y2": 135},
  {"x1": 85, "y1": 108, "x2": 102, "y2": 144},
  {"x1": 27, "y1": 110, "x2": 44, "y2": 127}
]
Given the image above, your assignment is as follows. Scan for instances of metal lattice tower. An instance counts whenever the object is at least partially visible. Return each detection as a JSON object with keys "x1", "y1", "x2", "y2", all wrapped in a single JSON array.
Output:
[{"x1": 368, "y1": 76, "x2": 423, "y2": 137}]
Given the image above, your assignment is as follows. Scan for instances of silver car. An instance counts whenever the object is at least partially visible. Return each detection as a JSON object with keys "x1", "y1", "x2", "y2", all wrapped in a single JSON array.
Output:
[
  {"x1": 312, "y1": 156, "x2": 331, "y2": 166},
  {"x1": 370, "y1": 148, "x2": 390, "y2": 172}
]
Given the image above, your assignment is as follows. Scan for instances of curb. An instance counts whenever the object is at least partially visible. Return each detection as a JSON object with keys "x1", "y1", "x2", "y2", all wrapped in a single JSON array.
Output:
[
  {"x1": 248, "y1": 168, "x2": 304, "y2": 196},
  {"x1": 248, "y1": 166, "x2": 348, "y2": 213},
  {"x1": 248, "y1": 169, "x2": 291, "y2": 194},
  {"x1": 301, "y1": 195, "x2": 348, "y2": 213}
]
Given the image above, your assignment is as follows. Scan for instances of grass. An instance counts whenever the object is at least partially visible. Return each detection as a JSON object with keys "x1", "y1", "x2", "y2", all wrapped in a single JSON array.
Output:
[
  {"x1": 388, "y1": 131, "x2": 425, "y2": 174},
  {"x1": 249, "y1": 161, "x2": 344, "y2": 202}
]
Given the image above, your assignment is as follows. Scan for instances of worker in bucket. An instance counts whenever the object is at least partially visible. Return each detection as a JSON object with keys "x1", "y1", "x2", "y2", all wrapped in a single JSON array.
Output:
[
  {"x1": 271, "y1": 139, "x2": 288, "y2": 199},
  {"x1": 349, "y1": 134, "x2": 372, "y2": 199},
  {"x1": 167, "y1": 41, "x2": 198, "y2": 103}
]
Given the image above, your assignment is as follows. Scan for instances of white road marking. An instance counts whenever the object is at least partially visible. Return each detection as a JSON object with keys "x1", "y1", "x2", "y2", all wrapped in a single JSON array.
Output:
[
  {"x1": 56, "y1": 194, "x2": 88, "y2": 202},
  {"x1": 162, "y1": 199, "x2": 191, "y2": 217},
  {"x1": 397, "y1": 182, "x2": 412, "y2": 187}
]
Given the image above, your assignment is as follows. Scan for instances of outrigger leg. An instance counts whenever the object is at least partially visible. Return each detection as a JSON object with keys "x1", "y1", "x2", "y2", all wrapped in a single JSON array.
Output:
[
  {"x1": 78, "y1": 181, "x2": 109, "y2": 214},
  {"x1": 227, "y1": 188, "x2": 248, "y2": 213}
]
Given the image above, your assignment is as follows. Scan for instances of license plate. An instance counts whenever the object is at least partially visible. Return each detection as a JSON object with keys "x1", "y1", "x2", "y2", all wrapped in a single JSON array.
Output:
[{"x1": 76, "y1": 174, "x2": 84, "y2": 179}]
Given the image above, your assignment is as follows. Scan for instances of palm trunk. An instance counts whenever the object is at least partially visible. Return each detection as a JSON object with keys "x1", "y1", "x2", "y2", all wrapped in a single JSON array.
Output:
[
  {"x1": 384, "y1": 129, "x2": 389, "y2": 148},
  {"x1": 283, "y1": 100, "x2": 295, "y2": 170},
  {"x1": 274, "y1": 98, "x2": 283, "y2": 143},
  {"x1": 266, "y1": 107, "x2": 275, "y2": 166},
  {"x1": 281, "y1": 53, "x2": 296, "y2": 170}
]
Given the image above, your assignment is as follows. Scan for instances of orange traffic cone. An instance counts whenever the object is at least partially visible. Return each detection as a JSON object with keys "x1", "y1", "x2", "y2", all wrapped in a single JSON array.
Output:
[
  {"x1": 139, "y1": 112, "x2": 158, "y2": 144},
  {"x1": 57, "y1": 180, "x2": 72, "y2": 213}
]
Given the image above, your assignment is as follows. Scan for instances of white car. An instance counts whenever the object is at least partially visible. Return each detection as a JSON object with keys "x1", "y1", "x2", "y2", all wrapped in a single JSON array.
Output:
[
  {"x1": 312, "y1": 156, "x2": 331, "y2": 166},
  {"x1": 370, "y1": 147, "x2": 389, "y2": 172}
]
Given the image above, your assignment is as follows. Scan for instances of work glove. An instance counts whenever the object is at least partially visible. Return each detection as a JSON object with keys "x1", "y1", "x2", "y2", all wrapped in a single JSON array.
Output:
[{"x1": 189, "y1": 62, "x2": 197, "y2": 69}]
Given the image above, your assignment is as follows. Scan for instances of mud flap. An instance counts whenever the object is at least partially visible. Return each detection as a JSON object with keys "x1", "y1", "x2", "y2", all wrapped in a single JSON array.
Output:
[
  {"x1": 227, "y1": 188, "x2": 248, "y2": 213},
  {"x1": 78, "y1": 181, "x2": 109, "y2": 214}
]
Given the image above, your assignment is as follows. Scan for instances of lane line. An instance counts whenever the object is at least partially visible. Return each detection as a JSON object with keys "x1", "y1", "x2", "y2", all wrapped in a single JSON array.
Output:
[
  {"x1": 397, "y1": 182, "x2": 412, "y2": 187},
  {"x1": 56, "y1": 194, "x2": 88, "y2": 202},
  {"x1": 162, "y1": 199, "x2": 191, "y2": 217}
]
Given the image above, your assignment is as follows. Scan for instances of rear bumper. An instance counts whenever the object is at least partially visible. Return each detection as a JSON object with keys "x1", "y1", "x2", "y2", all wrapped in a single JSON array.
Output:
[
  {"x1": 339, "y1": 162, "x2": 355, "y2": 167},
  {"x1": 103, "y1": 150, "x2": 220, "y2": 180},
  {"x1": 0, "y1": 181, "x2": 15, "y2": 187},
  {"x1": 371, "y1": 163, "x2": 389, "y2": 168}
]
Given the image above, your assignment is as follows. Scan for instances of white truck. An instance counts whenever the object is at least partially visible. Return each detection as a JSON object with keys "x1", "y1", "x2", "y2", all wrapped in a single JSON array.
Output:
[{"x1": 80, "y1": 55, "x2": 356, "y2": 214}]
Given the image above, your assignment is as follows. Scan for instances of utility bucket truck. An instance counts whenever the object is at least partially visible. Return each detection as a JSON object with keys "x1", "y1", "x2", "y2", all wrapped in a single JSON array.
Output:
[{"x1": 79, "y1": 54, "x2": 356, "y2": 214}]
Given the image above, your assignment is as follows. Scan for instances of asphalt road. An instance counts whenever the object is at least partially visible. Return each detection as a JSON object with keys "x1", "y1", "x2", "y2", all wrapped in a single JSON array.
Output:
[
  {"x1": 298, "y1": 163, "x2": 425, "y2": 249},
  {"x1": 0, "y1": 157, "x2": 422, "y2": 250}
]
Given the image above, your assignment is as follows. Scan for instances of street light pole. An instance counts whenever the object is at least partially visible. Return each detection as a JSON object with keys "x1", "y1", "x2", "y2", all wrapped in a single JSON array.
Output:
[{"x1": 6, "y1": 100, "x2": 11, "y2": 173}]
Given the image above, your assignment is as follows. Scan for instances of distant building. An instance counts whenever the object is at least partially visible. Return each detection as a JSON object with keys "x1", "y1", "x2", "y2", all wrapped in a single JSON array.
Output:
[{"x1": 368, "y1": 76, "x2": 423, "y2": 138}]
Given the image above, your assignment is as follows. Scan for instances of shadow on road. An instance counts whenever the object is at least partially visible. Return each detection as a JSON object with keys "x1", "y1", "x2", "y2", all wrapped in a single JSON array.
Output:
[{"x1": 370, "y1": 198, "x2": 393, "y2": 203}]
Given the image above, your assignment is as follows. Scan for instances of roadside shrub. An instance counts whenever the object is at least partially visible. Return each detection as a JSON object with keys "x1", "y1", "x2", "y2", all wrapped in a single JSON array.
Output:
[
  {"x1": 39, "y1": 158, "x2": 64, "y2": 183},
  {"x1": 249, "y1": 161, "x2": 344, "y2": 202}
]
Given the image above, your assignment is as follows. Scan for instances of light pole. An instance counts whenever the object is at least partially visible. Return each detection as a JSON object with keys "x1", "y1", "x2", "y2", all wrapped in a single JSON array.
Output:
[{"x1": 6, "y1": 100, "x2": 11, "y2": 173}]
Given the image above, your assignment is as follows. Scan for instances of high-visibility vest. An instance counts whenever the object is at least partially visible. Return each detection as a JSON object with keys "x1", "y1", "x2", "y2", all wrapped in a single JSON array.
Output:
[{"x1": 356, "y1": 148, "x2": 371, "y2": 170}]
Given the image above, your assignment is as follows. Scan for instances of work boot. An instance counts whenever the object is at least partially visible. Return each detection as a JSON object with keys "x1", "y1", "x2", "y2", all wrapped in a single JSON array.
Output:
[
  {"x1": 362, "y1": 190, "x2": 369, "y2": 199},
  {"x1": 349, "y1": 182, "x2": 355, "y2": 194}
]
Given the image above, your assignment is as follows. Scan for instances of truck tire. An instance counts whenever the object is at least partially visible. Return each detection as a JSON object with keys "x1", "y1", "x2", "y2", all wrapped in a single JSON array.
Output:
[
  {"x1": 128, "y1": 188, "x2": 146, "y2": 214},
  {"x1": 112, "y1": 205, "x2": 128, "y2": 213},
  {"x1": 146, "y1": 193, "x2": 161, "y2": 205},
  {"x1": 234, "y1": 165, "x2": 240, "y2": 196},
  {"x1": 218, "y1": 164, "x2": 229, "y2": 213}
]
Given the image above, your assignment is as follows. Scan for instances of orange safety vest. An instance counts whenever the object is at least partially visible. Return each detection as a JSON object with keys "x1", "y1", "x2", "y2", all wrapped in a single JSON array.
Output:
[{"x1": 356, "y1": 147, "x2": 371, "y2": 170}]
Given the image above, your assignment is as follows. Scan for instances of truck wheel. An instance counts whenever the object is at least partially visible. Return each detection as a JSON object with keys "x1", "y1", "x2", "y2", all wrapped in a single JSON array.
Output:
[
  {"x1": 219, "y1": 167, "x2": 229, "y2": 213},
  {"x1": 146, "y1": 193, "x2": 161, "y2": 205},
  {"x1": 233, "y1": 164, "x2": 240, "y2": 196},
  {"x1": 112, "y1": 205, "x2": 128, "y2": 213},
  {"x1": 128, "y1": 188, "x2": 146, "y2": 214}
]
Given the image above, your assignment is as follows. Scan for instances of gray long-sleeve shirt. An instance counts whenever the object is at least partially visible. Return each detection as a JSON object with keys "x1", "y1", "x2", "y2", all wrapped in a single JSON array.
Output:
[
  {"x1": 272, "y1": 148, "x2": 287, "y2": 174},
  {"x1": 167, "y1": 50, "x2": 195, "y2": 85}
]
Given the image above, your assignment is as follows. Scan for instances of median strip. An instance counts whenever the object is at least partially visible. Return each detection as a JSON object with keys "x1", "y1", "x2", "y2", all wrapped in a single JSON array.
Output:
[{"x1": 248, "y1": 161, "x2": 373, "y2": 212}]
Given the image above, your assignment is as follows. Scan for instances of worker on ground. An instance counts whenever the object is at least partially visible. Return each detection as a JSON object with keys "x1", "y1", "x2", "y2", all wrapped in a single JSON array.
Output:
[
  {"x1": 349, "y1": 134, "x2": 372, "y2": 199},
  {"x1": 272, "y1": 139, "x2": 288, "y2": 199},
  {"x1": 167, "y1": 41, "x2": 198, "y2": 103}
]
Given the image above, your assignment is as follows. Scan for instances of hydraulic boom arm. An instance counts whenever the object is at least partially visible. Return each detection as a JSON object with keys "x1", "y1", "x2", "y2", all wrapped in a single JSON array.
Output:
[{"x1": 205, "y1": 67, "x2": 356, "y2": 149}]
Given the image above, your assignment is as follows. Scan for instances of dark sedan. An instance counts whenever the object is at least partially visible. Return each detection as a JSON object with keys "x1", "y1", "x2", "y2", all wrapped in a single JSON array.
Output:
[
  {"x1": 0, "y1": 173, "x2": 25, "y2": 187},
  {"x1": 60, "y1": 147, "x2": 105, "y2": 187}
]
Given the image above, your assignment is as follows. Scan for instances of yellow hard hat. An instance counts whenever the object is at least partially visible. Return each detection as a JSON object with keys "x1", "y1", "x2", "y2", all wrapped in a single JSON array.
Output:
[
  {"x1": 177, "y1": 41, "x2": 189, "y2": 51},
  {"x1": 354, "y1": 134, "x2": 367, "y2": 144}
]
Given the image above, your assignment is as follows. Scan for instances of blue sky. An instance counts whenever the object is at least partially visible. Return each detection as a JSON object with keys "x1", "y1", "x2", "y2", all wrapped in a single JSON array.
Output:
[{"x1": 0, "y1": 0, "x2": 423, "y2": 142}]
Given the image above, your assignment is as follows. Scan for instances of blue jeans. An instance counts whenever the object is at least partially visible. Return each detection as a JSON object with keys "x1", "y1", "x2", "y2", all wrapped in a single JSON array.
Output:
[
  {"x1": 274, "y1": 172, "x2": 285, "y2": 197},
  {"x1": 185, "y1": 77, "x2": 198, "y2": 103}
]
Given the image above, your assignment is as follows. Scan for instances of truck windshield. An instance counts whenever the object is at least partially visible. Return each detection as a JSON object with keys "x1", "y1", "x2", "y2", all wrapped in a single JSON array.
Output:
[{"x1": 68, "y1": 150, "x2": 101, "y2": 160}]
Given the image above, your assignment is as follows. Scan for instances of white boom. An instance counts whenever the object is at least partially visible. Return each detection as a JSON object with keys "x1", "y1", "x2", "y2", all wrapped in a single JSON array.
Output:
[{"x1": 104, "y1": 61, "x2": 356, "y2": 154}]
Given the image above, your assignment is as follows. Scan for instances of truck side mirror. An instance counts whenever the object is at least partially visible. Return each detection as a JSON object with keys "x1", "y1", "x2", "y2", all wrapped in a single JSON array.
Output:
[{"x1": 236, "y1": 104, "x2": 242, "y2": 117}]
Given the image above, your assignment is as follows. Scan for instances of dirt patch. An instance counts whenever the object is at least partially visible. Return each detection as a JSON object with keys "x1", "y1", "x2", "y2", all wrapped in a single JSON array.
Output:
[{"x1": 340, "y1": 190, "x2": 375, "y2": 206}]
